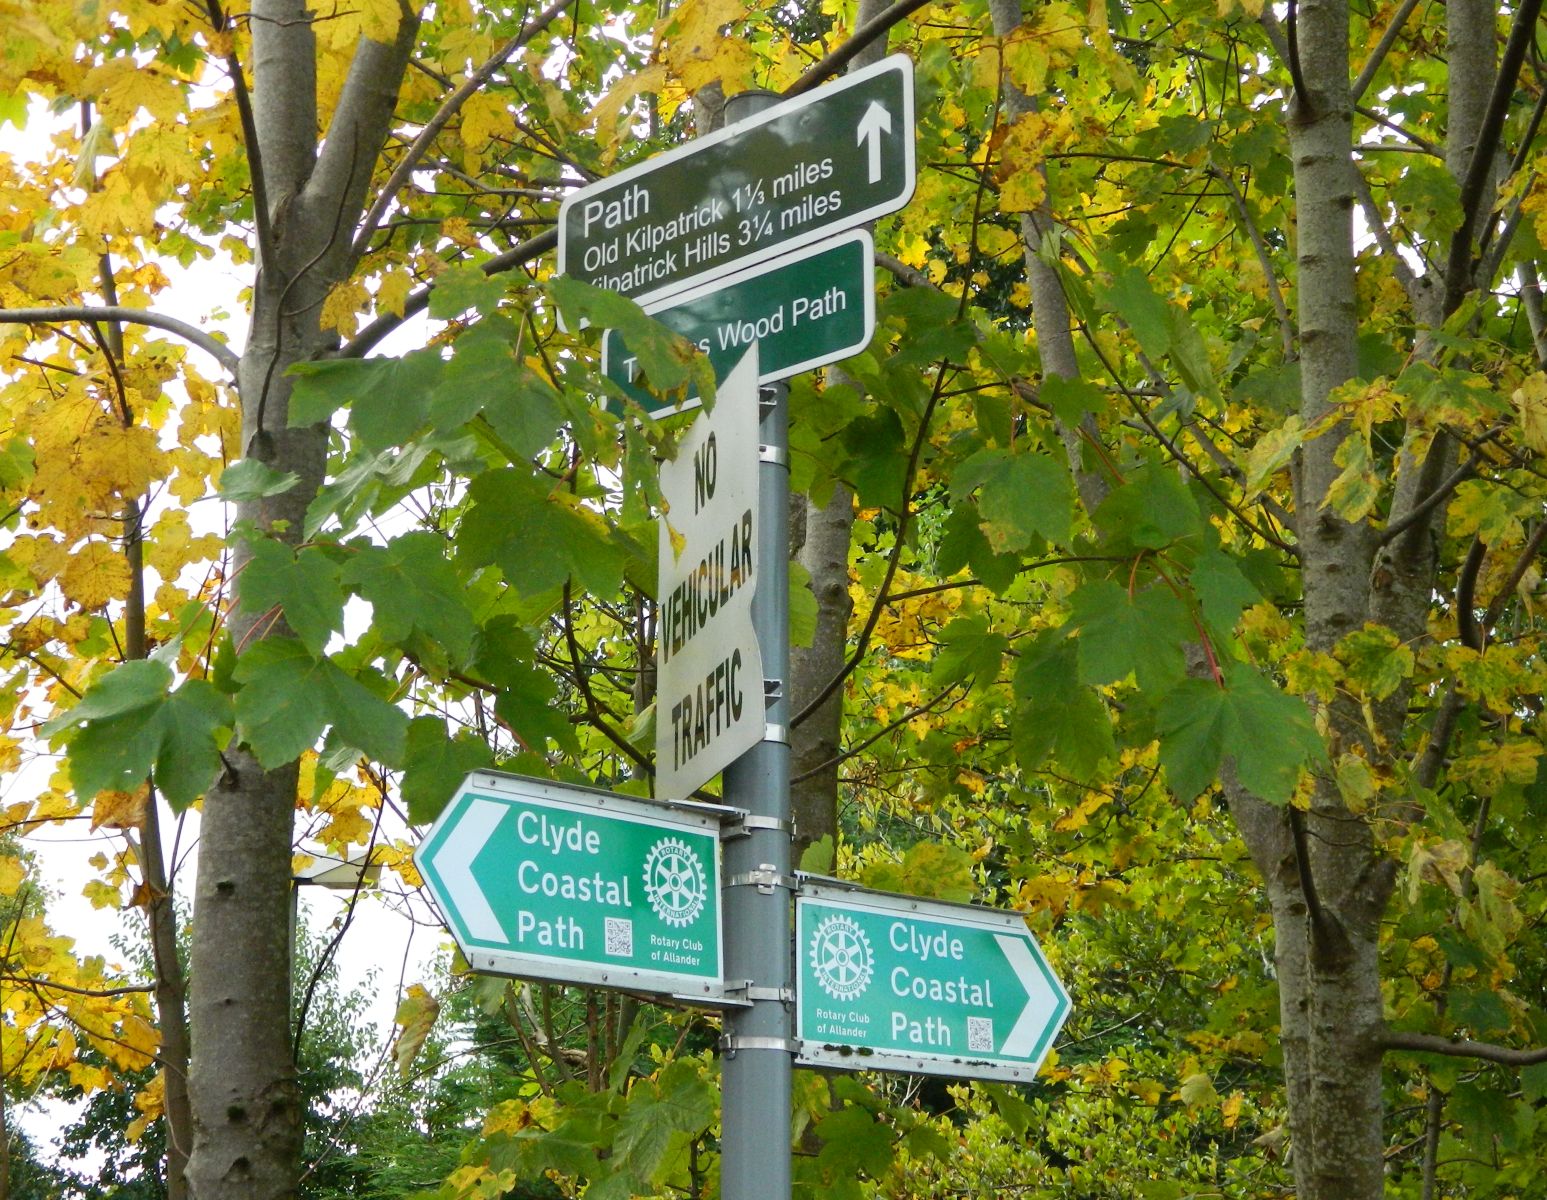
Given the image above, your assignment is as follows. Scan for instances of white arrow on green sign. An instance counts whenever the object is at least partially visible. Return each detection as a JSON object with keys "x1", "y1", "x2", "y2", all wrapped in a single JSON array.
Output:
[
  {"x1": 558, "y1": 53, "x2": 913, "y2": 313},
  {"x1": 795, "y1": 879, "x2": 1071, "y2": 1083},
  {"x1": 415, "y1": 771, "x2": 726, "y2": 1000},
  {"x1": 601, "y1": 231, "x2": 875, "y2": 416}
]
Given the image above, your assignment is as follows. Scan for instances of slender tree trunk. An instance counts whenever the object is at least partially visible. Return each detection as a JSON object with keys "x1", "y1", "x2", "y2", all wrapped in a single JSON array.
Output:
[
  {"x1": 185, "y1": 4, "x2": 418, "y2": 1195},
  {"x1": 789, "y1": 481, "x2": 854, "y2": 863},
  {"x1": 785, "y1": 0, "x2": 887, "y2": 863}
]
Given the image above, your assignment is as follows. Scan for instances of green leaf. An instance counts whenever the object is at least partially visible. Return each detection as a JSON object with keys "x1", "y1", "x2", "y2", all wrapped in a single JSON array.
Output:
[
  {"x1": 1041, "y1": 374, "x2": 1106, "y2": 425},
  {"x1": 429, "y1": 321, "x2": 566, "y2": 459},
  {"x1": 288, "y1": 351, "x2": 446, "y2": 451},
  {"x1": 427, "y1": 261, "x2": 508, "y2": 319},
  {"x1": 814, "y1": 1106, "x2": 896, "y2": 1179},
  {"x1": 49, "y1": 667, "x2": 231, "y2": 810},
  {"x1": 342, "y1": 533, "x2": 477, "y2": 667},
  {"x1": 216, "y1": 458, "x2": 299, "y2": 502},
  {"x1": 549, "y1": 275, "x2": 713, "y2": 405},
  {"x1": 1068, "y1": 579, "x2": 1193, "y2": 690},
  {"x1": 1156, "y1": 664, "x2": 1324, "y2": 802},
  {"x1": 1013, "y1": 636, "x2": 1115, "y2": 780},
  {"x1": 611, "y1": 1060, "x2": 715, "y2": 1187},
  {"x1": 238, "y1": 538, "x2": 346, "y2": 656},
  {"x1": 234, "y1": 638, "x2": 407, "y2": 767},
  {"x1": 1091, "y1": 464, "x2": 1203, "y2": 552},
  {"x1": 1191, "y1": 548, "x2": 1261, "y2": 637},
  {"x1": 458, "y1": 468, "x2": 632, "y2": 598},
  {"x1": 45, "y1": 659, "x2": 172, "y2": 732},
  {"x1": 1097, "y1": 265, "x2": 1172, "y2": 359},
  {"x1": 493, "y1": 667, "x2": 581, "y2": 756},
  {"x1": 401, "y1": 717, "x2": 493, "y2": 824},
  {"x1": 1336, "y1": 625, "x2": 1414, "y2": 701},
  {"x1": 955, "y1": 448, "x2": 1075, "y2": 552},
  {"x1": 932, "y1": 615, "x2": 1009, "y2": 692},
  {"x1": 935, "y1": 503, "x2": 1021, "y2": 594},
  {"x1": 788, "y1": 560, "x2": 817, "y2": 650}
]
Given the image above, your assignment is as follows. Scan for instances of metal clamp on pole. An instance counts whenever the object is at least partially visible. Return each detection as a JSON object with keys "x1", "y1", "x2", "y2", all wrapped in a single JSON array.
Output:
[
  {"x1": 723, "y1": 813, "x2": 796, "y2": 840},
  {"x1": 764, "y1": 722, "x2": 790, "y2": 745},
  {"x1": 724, "y1": 867, "x2": 798, "y2": 893},
  {"x1": 758, "y1": 442, "x2": 789, "y2": 466},
  {"x1": 722, "y1": 981, "x2": 794, "y2": 1003},
  {"x1": 719, "y1": 1035, "x2": 799, "y2": 1057}
]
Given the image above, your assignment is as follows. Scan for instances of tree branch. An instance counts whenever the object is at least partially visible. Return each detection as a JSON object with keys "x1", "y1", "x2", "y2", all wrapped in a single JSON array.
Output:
[
  {"x1": 339, "y1": 227, "x2": 557, "y2": 357},
  {"x1": 0, "y1": 306, "x2": 240, "y2": 374},
  {"x1": 1350, "y1": 0, "x2": 1423, "y2": 102},
  {"x1": 784, "y1": 0, "x2": 933, "y2": 97},
  {"x1": 350, "y1": 0, "x2": 582, "y2": 263},
  {"x1": 1441, "y1": 0, "x2": 1545, "y2": 314},
  {"x1": 1382, "y1": 1029, "x2": 1547, "y2": 1067}
]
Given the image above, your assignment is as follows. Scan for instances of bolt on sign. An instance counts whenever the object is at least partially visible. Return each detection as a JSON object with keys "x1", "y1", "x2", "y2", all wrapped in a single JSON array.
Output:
[
  {"x1": 415, "y1": 772, "x2": 725, "y2": 1000},
  {"x1": 795, "y1": 879, "x2": 1072, "y2": 1083},
  {"x1": 655, "y1": 348, "x2": 765, "y2": 800}
]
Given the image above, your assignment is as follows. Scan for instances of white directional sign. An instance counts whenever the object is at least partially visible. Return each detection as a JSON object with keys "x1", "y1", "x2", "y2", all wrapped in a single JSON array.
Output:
[
  {"x1": 414, "y1": 771, "x2": 725, "y2": 1000},
  {"x1": 795, "y1": 879, "x2": 1071, "y2": 1083},
  {"x1": 559, "y1": 54, "x2": 914, "y2": 313},
  {"x1": 655, "y1": 349, "x2": 765, "y2": 799}
]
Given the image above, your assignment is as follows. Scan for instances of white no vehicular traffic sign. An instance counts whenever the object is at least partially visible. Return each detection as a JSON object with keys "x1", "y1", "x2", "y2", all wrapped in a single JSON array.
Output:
[{"x1": 655, "y1": 348, "x2": 765, "y2": 799}]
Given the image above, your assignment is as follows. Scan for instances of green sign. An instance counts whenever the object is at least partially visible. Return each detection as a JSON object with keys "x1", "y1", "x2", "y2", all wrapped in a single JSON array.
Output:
[
  {"x1": 415, "y1": 772, "x2": 725, "y2": 1001},
  {"x1": 795, "y1": 881, "x2": 1071, "y2": 1083},
  {"x1": 600, "y1": 232, "x2": 874, "y2": 415},
  {"x1": 558, "y1": 54, "x2": 912, "y2": 310}
]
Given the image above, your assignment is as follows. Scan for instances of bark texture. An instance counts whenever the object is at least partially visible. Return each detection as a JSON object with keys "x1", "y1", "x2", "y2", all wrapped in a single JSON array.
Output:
[
  {"x1": 185, "y1": 5, "x2": 418, "y2": 1196},
  {"x1": 785, "y1": 0, "x2": 886, "y2": 863}
]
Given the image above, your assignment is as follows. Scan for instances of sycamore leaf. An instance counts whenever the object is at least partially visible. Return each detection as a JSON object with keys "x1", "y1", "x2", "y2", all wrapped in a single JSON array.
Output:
[
  {"x1": 46, "y1": 665, "x2": 231, "y2": 810},
  {"x1": 788, "y1": 560, "x2": 817, "y2": 650},
  {"x1": 932, "y1": 615, "x2": 1009, "y2": 692},
  {"x1": 341, "y1": 533, "x2": 477, "y2": 667},
  {"x1": 237, "y1": 538, "x2": 346, "y2": 657},
  {"x1": 1067, "y1": 579, "x2": 1194, "y2": 690},
  {"x1": 549, "y1": 276, "x2": 714, "y2": 407},
  {"x1": 233, "y1": 638, "x2": 407, "y2": 768},
  {"x1": 1096, "y1": 265, "x2": 1172, "y2": 359},
  {"x1": 1090, "y1": 464, "x2": 1204, "y2": 552},
  {"x1": 1155, "y1": 664, "x2": 1325, "y2": 803},
  {"x1": 954, "y1": 448, "x2": 1076, "y2": 552},
  {"x1": 392, "y1": 984, "x2": 440, "y2": 1080},
  {"x1": 457, "y1": 468, "x2": 635, "y2": 599},
  {"x1": 401, "y1": 717, "x2": 493, "y2": 825},
  {"x1": 1013, "y1": 636, "x2": 1115, "y2": 780},
  {"x1": 217, "y1": 458, "x2": 300, "y2": 502}
]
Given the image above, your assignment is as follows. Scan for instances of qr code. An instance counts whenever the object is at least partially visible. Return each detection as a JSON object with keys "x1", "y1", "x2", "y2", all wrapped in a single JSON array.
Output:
[
  {"x1": 604, "y1": 918, "x2": 633, "y2": 957},
  {"x1": 967, "y1": 1017, "x2": 994, "y2": 1053}
]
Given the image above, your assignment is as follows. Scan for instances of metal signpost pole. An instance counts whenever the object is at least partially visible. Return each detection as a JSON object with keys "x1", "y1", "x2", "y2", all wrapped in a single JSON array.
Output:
[{"x1": 718, "y1": 83, "x2": 794, "y2": 1200}]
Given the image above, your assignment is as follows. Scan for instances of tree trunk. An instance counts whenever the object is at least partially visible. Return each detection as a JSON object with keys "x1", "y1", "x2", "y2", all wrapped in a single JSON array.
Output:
[
  {"x1": 785, "y1": 0, "x2": 887, "y2": 865},
  {"x1": 185, "y1": 4, "x2": 417, "y2": 1195},
  {"x1": 789, "y1": 481, "x2": 854, "y2": 863}
]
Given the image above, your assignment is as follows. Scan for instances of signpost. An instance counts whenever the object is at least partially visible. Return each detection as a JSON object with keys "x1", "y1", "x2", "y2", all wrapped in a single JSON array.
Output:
[
  {"x1": 414, "y1": 772, "x2": 725, "y2": 1000},
  {"x1": 558, "y1": 54, "x2": 913, "y2": 311},
  {"x1": 654, "y1": 349, "x2": 765, "y2": 800},
  {"x1": 412, "y1": 54, "x2": 1073, "y2": 1200},
  {"x1": 601, "y1": 232, "x2": 875, "y2": 415},
  {"x1": 795, "y1": 879, "x2": 1071, "y2": 1082}
]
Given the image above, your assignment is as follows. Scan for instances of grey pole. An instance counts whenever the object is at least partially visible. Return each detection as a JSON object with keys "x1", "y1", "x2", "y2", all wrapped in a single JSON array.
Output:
[{"x1": 719, "y1": 84, "x2": 793, "y2": 1200}]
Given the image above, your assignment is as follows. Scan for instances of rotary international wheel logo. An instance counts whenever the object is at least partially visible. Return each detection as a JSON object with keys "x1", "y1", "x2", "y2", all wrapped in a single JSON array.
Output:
[
  {"x1": 809, "y1": 914, "x2": 874, "y2": 1001},
  {"x1": 642, "y1": 837, "x2": 707, "y2": 927}
]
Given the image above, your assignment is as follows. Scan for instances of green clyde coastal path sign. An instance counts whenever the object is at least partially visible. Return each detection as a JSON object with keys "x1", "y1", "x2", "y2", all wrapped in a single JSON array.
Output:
[
  {"x1": 415, "y1": 772, "x2": 725, "y2": 1000},
  {"x1": 558, "y1": 53, "x2": 913, "y2": 312},
  {"x1": 601, "y1": 232, "x2": 875, "y2": 415},
  {"x1": 795, "y1": 879, "x2": 1071, "y2": 1083}
]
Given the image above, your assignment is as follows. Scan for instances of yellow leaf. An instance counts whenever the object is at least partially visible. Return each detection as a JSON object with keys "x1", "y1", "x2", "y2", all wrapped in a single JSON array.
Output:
[
  {"x1": 1221, "y1": 1090, "x2": 1245, "y2": 1129},
  {"x1": 0, "y1": 856, "x2": 26, "y2": 896},
  {"x1": 92, "y1": 785, "x2": 150, "y2": 831},
  {"x1": 377, "y1": 268, "x2": 412, "y2": 318},
  {"x1": 1511, "y1": 372, "x2": 1547, "y2": 452},
  {"x1": 321, "y1": 280, "x2": 369, "y2": 337},
  {"x1": 58, "y1": 540, "x2": 131, "y2": 611},
  {"x1": 393, "y1": 984, "x2": 440, "y2": 1079}
]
